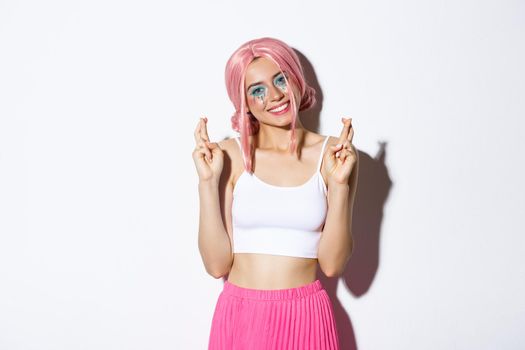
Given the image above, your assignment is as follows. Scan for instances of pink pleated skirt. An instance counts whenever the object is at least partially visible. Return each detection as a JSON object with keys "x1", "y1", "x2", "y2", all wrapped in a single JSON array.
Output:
[{"x1": 208, "y1": 279, "x2": 340, "y2": 350}]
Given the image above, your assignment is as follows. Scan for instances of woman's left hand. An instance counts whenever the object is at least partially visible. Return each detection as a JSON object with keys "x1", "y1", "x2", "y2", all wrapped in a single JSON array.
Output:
[{"x1": 322, "y1": 117, "x2": 357, "y2": 186}]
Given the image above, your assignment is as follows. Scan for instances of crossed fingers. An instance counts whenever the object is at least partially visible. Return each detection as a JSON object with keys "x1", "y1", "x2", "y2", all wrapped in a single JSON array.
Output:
[
  {"x1": 194, "y1": 117, "x2": 212, "y2": 160},
  {"x1": 339, "y1": 117, "x2": 353, "y2": 144},
  {"x1": 336, "y1": 117, "x2": 354, "y2": 158}
]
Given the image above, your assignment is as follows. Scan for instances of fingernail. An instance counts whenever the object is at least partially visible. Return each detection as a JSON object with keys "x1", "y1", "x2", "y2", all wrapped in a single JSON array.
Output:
[{"x1": 336, "y1": 143, "x2": 342, "y2": 148}]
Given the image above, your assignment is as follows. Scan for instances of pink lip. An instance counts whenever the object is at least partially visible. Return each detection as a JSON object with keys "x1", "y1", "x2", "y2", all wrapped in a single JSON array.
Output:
[
  {"x1": 267, "y1": 100, "x2": 289, "y2": 111},
  {"x1": 267, "y1": 101, "x2": 291, "y2": 116}
]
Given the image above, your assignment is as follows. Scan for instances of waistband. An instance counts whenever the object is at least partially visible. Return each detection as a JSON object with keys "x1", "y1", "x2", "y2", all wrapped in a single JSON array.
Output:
[{"x1": 222, "y1": 279, "x2": 323, "y2": 300}]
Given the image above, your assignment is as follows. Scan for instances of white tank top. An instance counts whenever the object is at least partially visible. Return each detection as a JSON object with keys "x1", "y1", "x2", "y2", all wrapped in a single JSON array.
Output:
[{"x1": 232, "y1": 136, "x2": 329, "y2": 259}]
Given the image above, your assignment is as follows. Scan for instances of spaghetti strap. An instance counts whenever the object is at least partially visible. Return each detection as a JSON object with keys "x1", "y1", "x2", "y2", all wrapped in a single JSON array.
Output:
[{"x1": 316, "y1": 136, "x2": 330, "y2": 171}]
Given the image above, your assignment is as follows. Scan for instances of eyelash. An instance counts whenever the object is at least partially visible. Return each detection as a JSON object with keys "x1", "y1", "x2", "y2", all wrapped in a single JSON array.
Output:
[{"x1": 249, "y1": 73, "x2": 288, "y2": 97}]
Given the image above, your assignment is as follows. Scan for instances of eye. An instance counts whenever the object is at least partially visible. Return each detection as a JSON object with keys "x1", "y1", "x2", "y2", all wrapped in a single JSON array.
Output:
[
  {"x1": 249, "y1": 86, "x2": 266, "y2": 97},
  {"x1": 274, "y1": 73, "x2": 288, "y2": 89}
]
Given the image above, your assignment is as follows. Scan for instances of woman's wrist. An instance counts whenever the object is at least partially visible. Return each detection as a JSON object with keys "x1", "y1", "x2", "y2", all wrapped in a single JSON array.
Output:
[
  {"x1": 327, "y1": 181, "x2": 350, "y2": 192},
  {"x1": 199, "y1": 177, "x2": 220, "y2": 190}
]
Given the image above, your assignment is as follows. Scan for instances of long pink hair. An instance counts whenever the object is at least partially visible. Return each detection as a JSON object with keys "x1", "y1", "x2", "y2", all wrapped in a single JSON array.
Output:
[{"x1": 224, "y1": 37, "x2": 317, "y2": 173}]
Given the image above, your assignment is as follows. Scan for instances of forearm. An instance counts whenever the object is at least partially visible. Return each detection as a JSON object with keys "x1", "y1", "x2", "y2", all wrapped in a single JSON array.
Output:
[
  {"x1": 317, "y1": 183, "x2": 353, "y2": 277},
  {"x1": 198, "y1": 180, "x2": 232, "y2": 278}
]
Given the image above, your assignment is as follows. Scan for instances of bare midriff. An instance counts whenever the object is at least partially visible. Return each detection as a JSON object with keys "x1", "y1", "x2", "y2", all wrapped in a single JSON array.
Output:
[{"x1": 227, "y1": 253, "x2": 318, "y2": 289}]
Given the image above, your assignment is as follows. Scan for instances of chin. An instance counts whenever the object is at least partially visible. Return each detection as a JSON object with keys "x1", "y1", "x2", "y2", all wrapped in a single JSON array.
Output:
[{"x1": 264, "y1": 113, "x2": 293, "y2": 124}]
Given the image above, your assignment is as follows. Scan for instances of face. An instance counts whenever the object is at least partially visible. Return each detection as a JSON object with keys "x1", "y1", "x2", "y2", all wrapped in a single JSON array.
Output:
[{"x1": 244, "y1": 57, "x2": 301, "y2": 125}]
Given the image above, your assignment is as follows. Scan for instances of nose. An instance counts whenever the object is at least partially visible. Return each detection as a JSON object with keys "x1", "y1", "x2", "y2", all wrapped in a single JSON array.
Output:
[{"x1": 268, "y1": 84, "x2": 285, "y2": 101}]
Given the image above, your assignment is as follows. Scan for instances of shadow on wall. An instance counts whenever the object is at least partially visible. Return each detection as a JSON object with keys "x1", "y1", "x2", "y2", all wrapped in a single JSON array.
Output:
[
  {"x1": 297, "y1": 50, "x2": 394, "y2": 350},
  {"x1": 316, "y1": 145, "x2": 392, "y2": 350}
]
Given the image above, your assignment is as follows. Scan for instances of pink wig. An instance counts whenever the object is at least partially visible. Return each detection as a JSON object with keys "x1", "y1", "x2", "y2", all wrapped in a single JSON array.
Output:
[{"x1": 224, "y1": 37, "x2": 317, "y2": 173}]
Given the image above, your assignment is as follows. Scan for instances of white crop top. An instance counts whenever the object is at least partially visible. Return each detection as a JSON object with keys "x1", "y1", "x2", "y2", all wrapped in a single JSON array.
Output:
[{"x1": 231, "y1": 136, "x2": 329, "y2": 259}]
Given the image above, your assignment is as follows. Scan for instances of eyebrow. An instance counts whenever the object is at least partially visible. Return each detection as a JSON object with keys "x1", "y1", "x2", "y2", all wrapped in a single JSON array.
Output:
[{"x1": 246, "y1": 71, "x2": 285, "y2": 91}]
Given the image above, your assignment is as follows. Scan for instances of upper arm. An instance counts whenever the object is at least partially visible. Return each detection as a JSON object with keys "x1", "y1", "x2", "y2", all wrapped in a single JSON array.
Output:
[
  {"x1": 347, "y1": 145, "x2": 358, "y2": 255},
  {"x1": 348, "y1": 143, "x2": 359, "y2": 211},
  {"x1": 217, "y1": 139, "x2": 236, "y2": 262}
]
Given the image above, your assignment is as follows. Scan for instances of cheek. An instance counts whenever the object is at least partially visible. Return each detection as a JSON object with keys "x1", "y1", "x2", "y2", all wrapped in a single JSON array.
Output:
[
  {"x1": 284, "y1": 82, "x2": 300, "y2": 104},
  {"x1": 293, "y1": 87, "x2": 302, "y2": 106},
  {"x1": 291, "y1": 84, "x2": 300, "y2": 99},
  {"x1": 246, "y1": 94, "x2": 266, "y2": 110}
]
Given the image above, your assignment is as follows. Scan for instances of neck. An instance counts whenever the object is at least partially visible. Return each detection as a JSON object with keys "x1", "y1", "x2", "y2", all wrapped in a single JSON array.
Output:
[{"x1": 255, "y1": 119, "x2": 306, "y2": 152}]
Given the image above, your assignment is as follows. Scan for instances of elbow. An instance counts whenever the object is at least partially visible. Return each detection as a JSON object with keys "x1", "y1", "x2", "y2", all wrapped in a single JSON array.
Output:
[
  {"x1": 209, "y1": 268, "x2": 228, "y2": 279},
  {"x1": 318, "y1": 232, "x2": 354, "y2": 278},
  {"x1": 206, "y1": 259, "x2": 233, "y2": 279},
  {"x1": 209, "y1": 271, "x2": 225, "y2": 279},
  {"x1": 319, "y1": 260, "x2": 343, "y2": 278},
  {"x1": 320, "y1": 253, "x2": 352, "y2": 278},
  {"x1": 322, "y1": 266, "x2": 344, "y2": 278}
]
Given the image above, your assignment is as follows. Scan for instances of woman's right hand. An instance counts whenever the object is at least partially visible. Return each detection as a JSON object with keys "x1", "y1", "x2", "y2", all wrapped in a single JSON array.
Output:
[{"x1": 192, "y1": 117, "x2": 224, "y2": 183}]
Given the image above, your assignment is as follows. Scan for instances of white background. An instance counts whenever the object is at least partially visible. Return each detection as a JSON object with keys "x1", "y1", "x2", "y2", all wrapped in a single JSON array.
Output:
[{"x1": 1, "y1": 0, "x2": 524, "y2": 349}]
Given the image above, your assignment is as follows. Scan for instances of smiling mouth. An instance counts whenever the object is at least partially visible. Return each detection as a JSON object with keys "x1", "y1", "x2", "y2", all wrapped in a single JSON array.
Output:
[{"x1": 268, "y1": 102, "x2": 290, "y2": 114}]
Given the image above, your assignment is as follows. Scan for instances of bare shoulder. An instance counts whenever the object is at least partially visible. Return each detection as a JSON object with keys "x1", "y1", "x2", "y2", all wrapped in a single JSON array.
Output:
[
  {"x1": 325, "y1": 135, "x2": 357, "y2": 152},
  {"x1": 324, "y1": 135, "x2": 339, "y2": 150},
  {"x1": 217, "y1": 137, "x2": 237, "y2": 152},
  {"x1": 217, "y1": 137, "x2": 244, "y2": 185},
  {"x1": 305, "y1": 132, "x2": 333, "y2": 146},
  {"x1": 326, "y1": 135, "x2": 339, "y2": 145},
  {"x1": 218, "y1": 137, "x2": 243, "y2": 160}
]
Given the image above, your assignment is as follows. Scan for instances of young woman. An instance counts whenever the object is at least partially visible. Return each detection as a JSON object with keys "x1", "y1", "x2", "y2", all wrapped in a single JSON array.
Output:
[{"x1": 192, "y1": 37, "x2": 358, "y2": 349}]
